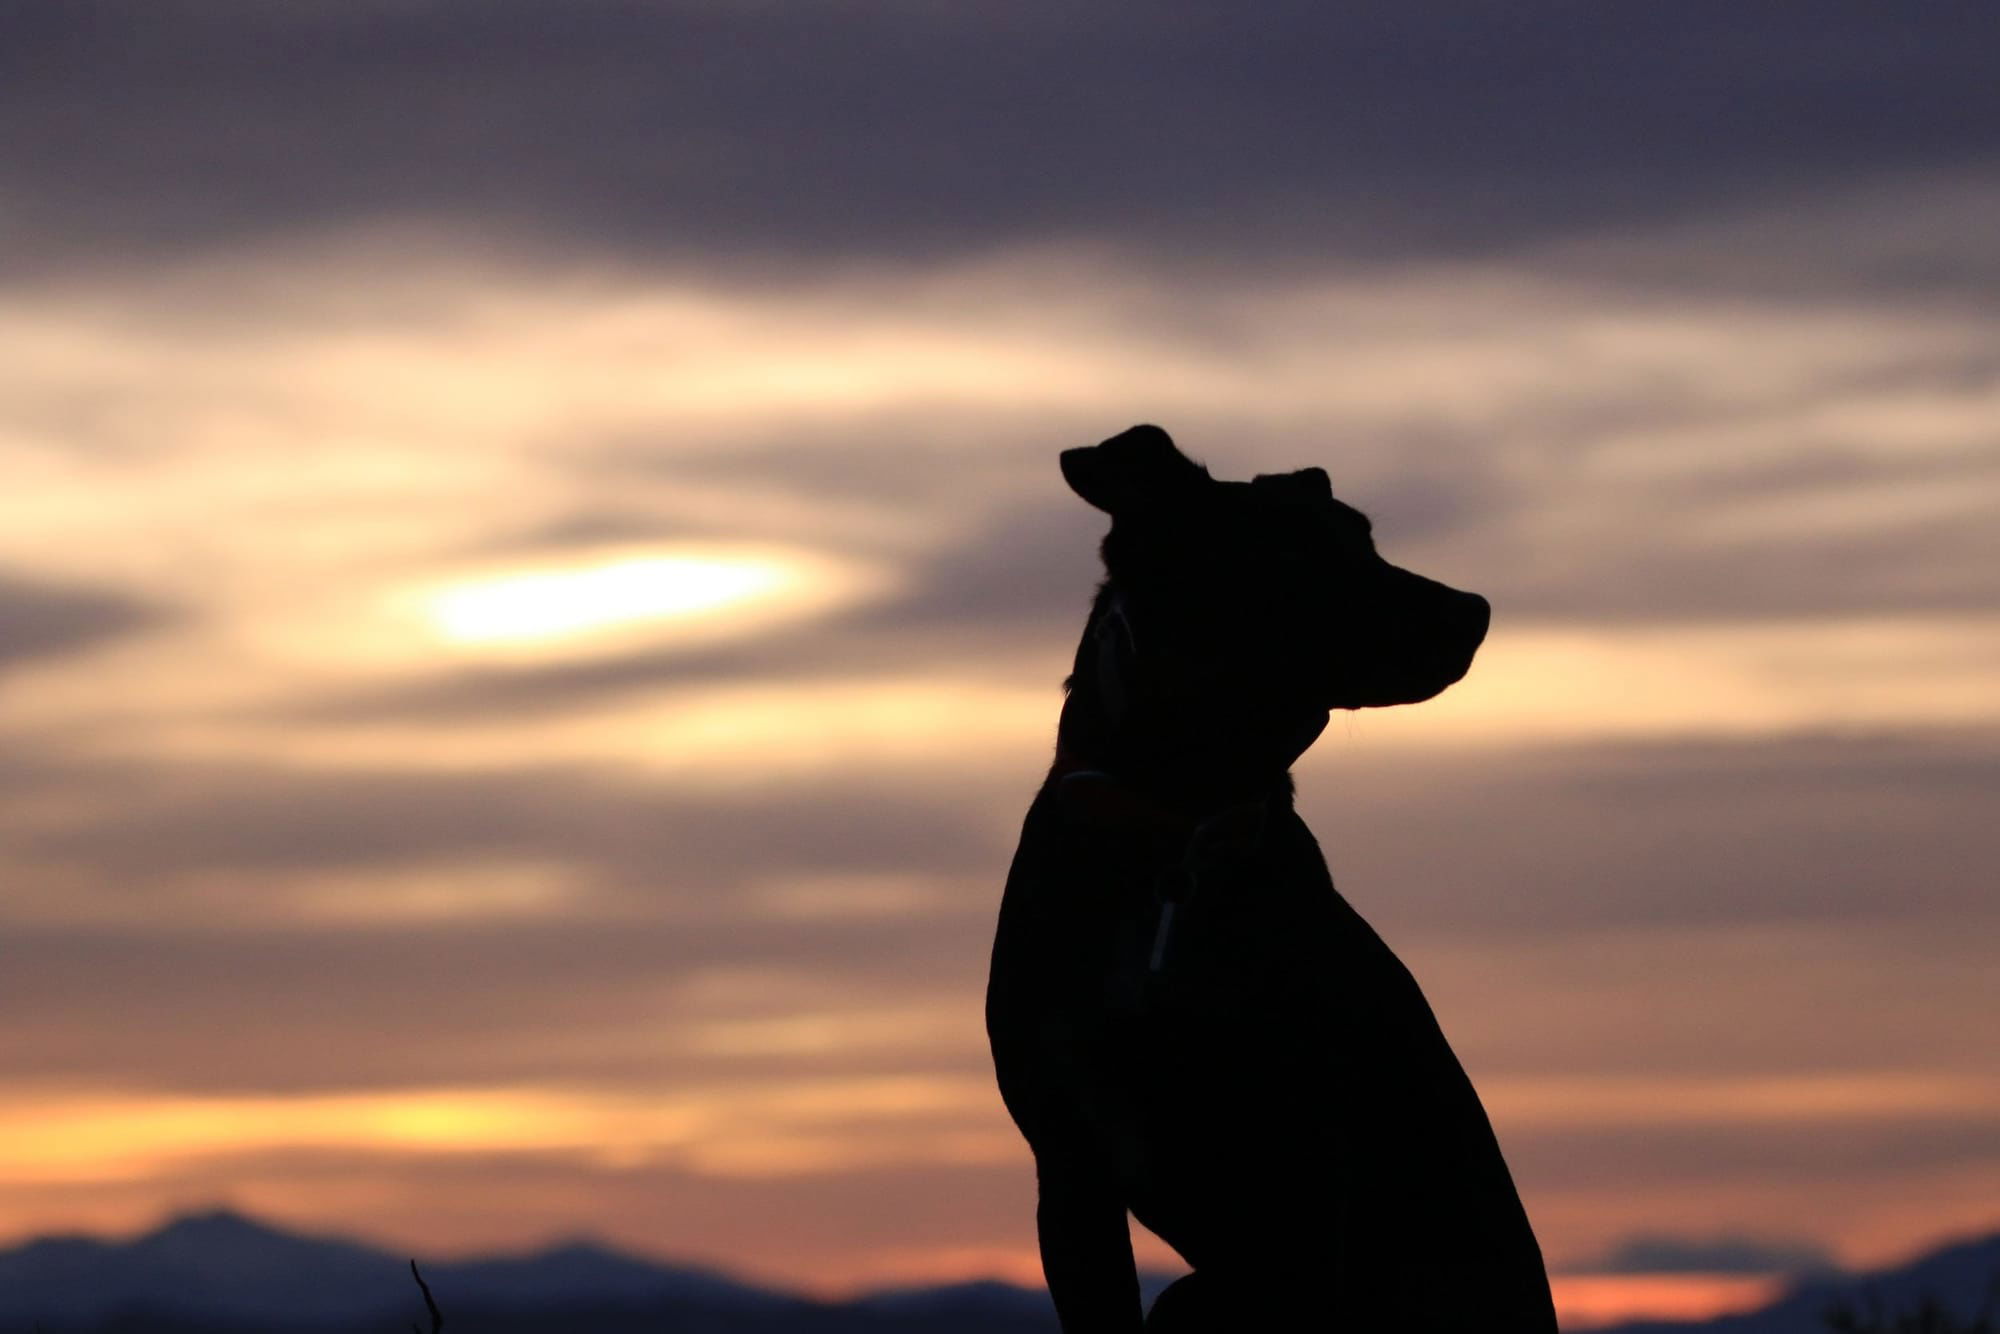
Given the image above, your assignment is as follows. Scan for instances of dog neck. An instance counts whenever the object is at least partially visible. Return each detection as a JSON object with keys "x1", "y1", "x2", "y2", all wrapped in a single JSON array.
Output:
[{"x1": 1047, "y1": 587, "x2": 1328, "y2": 838}]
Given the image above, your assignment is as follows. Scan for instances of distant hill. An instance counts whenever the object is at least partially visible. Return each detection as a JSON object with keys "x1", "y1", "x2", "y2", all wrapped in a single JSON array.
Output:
[
  {"x1": 1599, "y1": 1231, "x2": 2000, "y2": 1334},
  {"x1": 0, "y1": 1207, "x2": 1991, "y2": 1333},
  {"x1": 0, "y1": 1208, "x2": 1058, "y2": 1332}
]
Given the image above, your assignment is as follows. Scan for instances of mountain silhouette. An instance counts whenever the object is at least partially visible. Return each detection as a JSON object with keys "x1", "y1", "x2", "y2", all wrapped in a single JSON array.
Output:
[
  {"x1": 0, "y1": 1206, "x2": 797, "y2": 1329},
  {"x1": 1606, "y1": 1230, "x2": 2000, "y2": 1334},
  {"x1": 0, "y1": 1208, "x2": 1991, "y2": 1332}
]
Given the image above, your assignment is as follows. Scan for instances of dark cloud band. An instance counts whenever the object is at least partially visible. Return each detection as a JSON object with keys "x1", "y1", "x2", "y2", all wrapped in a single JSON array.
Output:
[{"x1": 6, "y1": 2, "x2": 1998, "y2": 271}]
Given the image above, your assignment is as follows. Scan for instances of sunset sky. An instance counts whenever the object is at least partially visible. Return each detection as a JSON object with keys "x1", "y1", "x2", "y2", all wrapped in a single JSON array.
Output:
[{"x1": 3, "y1": 4, "x2": 1997, "y2": 1327}]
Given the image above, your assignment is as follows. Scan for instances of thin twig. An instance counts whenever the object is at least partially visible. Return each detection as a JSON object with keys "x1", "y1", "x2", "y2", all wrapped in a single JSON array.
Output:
[{"x1": 410, "y1": 1257, "x2": 444, "y2": 1333}]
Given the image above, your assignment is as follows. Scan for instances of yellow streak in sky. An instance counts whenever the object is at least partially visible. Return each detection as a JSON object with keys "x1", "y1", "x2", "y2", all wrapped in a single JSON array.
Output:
[
  {"x1": 0, "y1": 1077, "x2": 1007, "y2": 1186},
  {"x1": 427, "y1": 556, "x2": 792, "y2": 644},
  {"x1": 388, "y1": 542, "x2": 893, "y2": 666}
]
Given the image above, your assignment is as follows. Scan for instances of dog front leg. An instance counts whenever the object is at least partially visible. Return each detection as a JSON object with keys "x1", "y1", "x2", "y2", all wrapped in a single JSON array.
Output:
[{"x1": 1036, "y1": 1149, "x2": 1144, "y2": 1334}]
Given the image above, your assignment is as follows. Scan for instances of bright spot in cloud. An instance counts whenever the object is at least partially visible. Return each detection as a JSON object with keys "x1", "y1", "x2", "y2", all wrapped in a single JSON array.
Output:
[
  {"x1": 429, "y1": 555, "x2": 792, "y2": 644},
  {"x1": 374, "y1": 543, "x2": 895, "y2": 666}
]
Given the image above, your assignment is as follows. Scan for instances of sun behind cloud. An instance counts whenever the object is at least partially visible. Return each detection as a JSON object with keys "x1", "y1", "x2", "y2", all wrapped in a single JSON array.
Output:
[
  {"x1": 428, "y1": 555, "x2": 792, "y2": 644},
  {"x1": 397, "y1": 543, "x2": 890, "y2": 662}
]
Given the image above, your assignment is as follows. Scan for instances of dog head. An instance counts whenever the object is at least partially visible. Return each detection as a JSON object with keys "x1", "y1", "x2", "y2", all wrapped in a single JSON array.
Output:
[{"x1": 1062, "y1": 424, "x2": 1488, "y2": 713}]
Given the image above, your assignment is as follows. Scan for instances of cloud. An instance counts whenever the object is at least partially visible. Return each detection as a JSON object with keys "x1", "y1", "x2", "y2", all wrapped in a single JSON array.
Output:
[
  {"x1": 291, "y1": 494, "x2": 1099, "y2": 724},
  {"x1": 0, "y1": 570, "x2": 168, "y2": 675},
  {"x1": 1297, "y1": 728, "x2": 2000, "y2": 935},
  {"x1": 0, "y1": 904, "x2": 1002, "y2": 1096},
  {"x1": 7, "y1": 218, "x2": 1996, "y2": 658},
  {"x1": 4, "y1": 729, "x2": 1994, "y2": 1092},
  {"x1": 1576, "y1": 1234, "x2": 1840, "y2": 1276},
  {"x1": 4, "y1": 4, "x2": 1998, "y2": 274},
  {"x1": 4, "y1": 758, "x2": 1016, "y2": 897}
]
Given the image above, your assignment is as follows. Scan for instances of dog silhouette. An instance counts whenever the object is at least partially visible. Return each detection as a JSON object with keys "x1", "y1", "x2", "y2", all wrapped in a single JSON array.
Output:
[{"x1": 986, "y1": 426, "x2": 1558, "y2": 1332}]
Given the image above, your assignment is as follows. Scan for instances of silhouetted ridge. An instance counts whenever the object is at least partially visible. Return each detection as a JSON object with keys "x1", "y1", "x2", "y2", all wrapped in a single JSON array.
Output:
[
  {"x1": 0, "y1": 1208, "x2": 786, "y2": 1328},
  {"x1": 1600, "y1": 1231, "x2": 2000, "y2": 1334},
  {"x1": 0, "y1": 1208, "x2": 1990, "y2": 1334}
]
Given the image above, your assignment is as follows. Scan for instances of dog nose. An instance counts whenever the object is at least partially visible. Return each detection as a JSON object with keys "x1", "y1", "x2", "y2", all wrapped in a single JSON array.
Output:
[
  {"x1": 1434, "y1": 589, "x2": 1489, "y2": 684},
  {"x1": 1460, "y1": 590, "x2": 1491, "y2": 650},
  {"x1": 1411, "y1": 585, "x2": 1488, "y2": 700}
]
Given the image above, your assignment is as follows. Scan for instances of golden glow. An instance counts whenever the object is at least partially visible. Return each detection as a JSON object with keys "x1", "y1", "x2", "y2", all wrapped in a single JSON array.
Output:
[
  {"x1": 383, "y1": 541, "x2": 896, "y2": 666},
  {"x1": 1552, "y1": 1274, "x2": 1789, "y2": 1329},
  {"x1": 427, "y1": 555, "x2": 791, "y2": 644},
  {"x1": 0, "y1": 1077, "x2": 1009, "y2": 1186}
]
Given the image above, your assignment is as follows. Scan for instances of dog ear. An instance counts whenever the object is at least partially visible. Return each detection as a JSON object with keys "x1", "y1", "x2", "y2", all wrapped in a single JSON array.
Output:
[{"x1": 1060, "y1": 424, "x2": 1208, "y2": 514}]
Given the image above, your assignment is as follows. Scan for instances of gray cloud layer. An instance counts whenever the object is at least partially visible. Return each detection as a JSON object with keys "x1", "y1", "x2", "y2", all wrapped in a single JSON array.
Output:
[
  {"x1": 6, "y1": 2, "x2": 1998, "y2": 273},
  {"x1": 0, "y1": 571, "x2": 168, "y2": 676}
]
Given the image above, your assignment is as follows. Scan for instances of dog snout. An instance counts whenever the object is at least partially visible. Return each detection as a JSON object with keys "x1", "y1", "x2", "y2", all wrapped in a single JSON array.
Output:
[
  {"x1": 1423, "y1": 590, "x2": 1487, "y2": 693},
  {"x1": 1410, "y1": 581, "x2": 1487, "y2": 693},
  {"x1": 1349, "y1": 565, "x2": 1490, "y2": 707}
]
